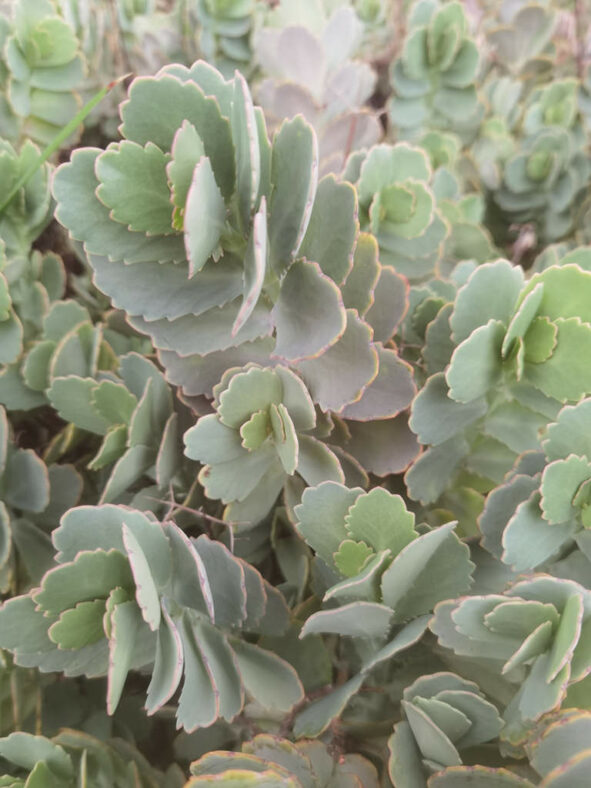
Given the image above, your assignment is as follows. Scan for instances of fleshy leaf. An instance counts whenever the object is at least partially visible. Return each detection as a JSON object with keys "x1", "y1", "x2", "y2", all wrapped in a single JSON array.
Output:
[
  {"x1": 271, "y1": 259, "x2": 345, "y2": 361},
  {"x1": 268, "y1": 116, "x2": 318, "y2": 273},
  {"x1": 184, "y1": 156, "x2": 226, "y2": 277},
  {"x1": 344, "y1": 487, "x2": 417, "y2": 555},
  {"x1": 446, "y1": 320, "x2": 505, "y2": 403},
  {"x1": 95, "y1": 141, "x2": 173, "y2": 235}
]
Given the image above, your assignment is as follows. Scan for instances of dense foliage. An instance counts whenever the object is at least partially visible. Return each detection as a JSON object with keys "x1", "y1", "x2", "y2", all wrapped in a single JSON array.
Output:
[{"x1": 1, "y1": 0, "x2": 591, "y2": 785}]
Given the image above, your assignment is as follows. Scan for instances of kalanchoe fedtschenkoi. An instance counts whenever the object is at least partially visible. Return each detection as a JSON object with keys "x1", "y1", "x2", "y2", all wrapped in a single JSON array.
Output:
[
  {"x1": 289, "y1": 482, "x2": 473, "y2": 738},
  {"x1": 491, "y1": 80, "x2": 591, "y2": 244},
  {"x1": 0, "y1": 246, "x2": 65, "y2": 386},
  {"x1": 191, "y1": 0, "x2": 256, "y2": 79},
  {"x1": 431, "y1": 575, "x2": 591, "y2": 743},
  {"x1": 0, "y1": 729, "x2": 172, "y2": 787},
  {"x1": 0, "y1": 405, "x2": 82, "y2": 594},
  {"x1": 388, "y1": 672, "x2": 504, "y2": 788},
  {"x1": 46, "y1": 351, "x2": 191, "y2": 505},
  {"x1": 406, "y1": 259, "x2": 591, "y2": 519},
  {"x1": 186, "y1": 733, "x2": 379, "y2": 787},
  {"x1": 52, "y1": 60, "x2": 420, "y2": 492},
  {"x1": 484, "y1": 0, "x2": 556, "y2": 75},
  {"x1": 388, "y1": 0, "x2": 483, "y2": 142},
  {"x1": 52, "y1": 61, "x2": 376, "y2": 409},
  {"x1": 0, "y1": 504, "x2": 303, "y2": 732},
  {"x1": 349, "y1": 142, "x2": 449, "y2": 281},
  {"x1": 56, "y1": 0, "x2": 187, "y2": 138},
  {"x1": 1, "y1": 0, "x2": 86, "y2": 145},
  {"x1": 0, "y1": 140, "x2": 53, "y2": 260},
  {"x1": 254, "y1": 1, "x2": 381, "y2": 176},
  {"x1": 183, "y1": 363, "x2": 347, "y2": 525},
  {"x1": 480, "y1": 397, "x2": 591, "y2": 573},
  {"x1": 525, "y1": 709, "x2": 591, "y2": 786}
]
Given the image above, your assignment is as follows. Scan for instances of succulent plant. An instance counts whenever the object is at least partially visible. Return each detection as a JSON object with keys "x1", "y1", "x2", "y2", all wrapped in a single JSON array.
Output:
[
  {"x1": 52, "y1": 62, "x2": 355, "y2": 399},
  {"x1": 47, "y1": 351, "x2": 191, "y2": 505},
  {"x1": 490, "y1": 81, "x2": 591, "y2": 244},
  {"x1": 484, "y1": 0, "x2": 557, "y2": 76},
  {"x1": 407, "y1": 259, "x2": 591, "y2": 518},
  {"x1": 0, "y1": 729, "x2": 172, "y2": 787},
  {"x1": 189, "y1": 0, "x2": 255, "y2": 79},
  {"x1": 0, "y1": 140, "x2": 53, "y2": 260},
  {"x1": 254, "y1": 1, "x2": 381, "y2": 176},
  {"x1": 480, "y1": 396, "x2": 591, "y2": 572},
  {"x1": 1, "y1": 0, "x2": 86, "y2": 145},
  {"x1": 183, "y1": 363, "x2": 347, "y2": 524},
  {"x1": 431, "y1": 575, "x2": 591, "y2": 743},
  {"x1": 526, "y1": 709, "x2": 591, "y2": 786},
  {"x1": 57, "y1": 0, "x2": 192, "y2": 138},
  {"x1": 388, "y1": 672, "x2": 504, "y2": 787},
  {"x1": 0, "y1": 504, "x2": 303, "y2": 731},
  {"x1": 350, "y1": 142, "x2": 449, "y2": 281},
  {"x1": 187, "y1": 733, "x2": 379, "y2": 787},
  {"x1": 290, "y1": 482, "x2": 473, "y2": 737},
  {"x1": 2, "y1": 0, "x2": 591, "y2": 780},
  {"x1": 388, "y1": 0, "x2": 483, "y2": 142},
  {"x1": 52, "y1": 61, "x2": 420, "y2": 493},
  {"x1": 0, "y1": 405, "x2": 82, "y2": 594}
]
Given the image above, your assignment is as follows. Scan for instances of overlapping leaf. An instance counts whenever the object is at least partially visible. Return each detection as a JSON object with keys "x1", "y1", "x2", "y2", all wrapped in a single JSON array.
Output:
[{"x1": 0, "y1": 504, "x2": 302, "y2": 731}]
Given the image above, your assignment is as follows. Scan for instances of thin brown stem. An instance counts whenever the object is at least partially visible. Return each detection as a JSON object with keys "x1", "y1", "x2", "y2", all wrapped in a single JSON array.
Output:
[{"x1": 574, "y1": 0, "x2": 587, "y2": 79}]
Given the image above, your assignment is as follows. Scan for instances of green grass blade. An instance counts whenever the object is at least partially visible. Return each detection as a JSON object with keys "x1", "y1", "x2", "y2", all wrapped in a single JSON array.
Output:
[{"x1": 0, "y1": 75, "x2": 129, "y2": 216}]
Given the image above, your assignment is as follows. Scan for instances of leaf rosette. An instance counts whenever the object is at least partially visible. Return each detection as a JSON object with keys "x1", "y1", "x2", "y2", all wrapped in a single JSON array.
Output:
[
  {"x1": 407, "y1": 258, "x2": 591, "y2": 515},
  {"x1": 2, "y1": 0, "x2": 85, "y2": 145},
  {"x1": 494, "y1": 126, "x2": 590, "y2": 243},
  {"x1": 470, "y1": 78, "x2": 590, "y2": 244},
  {"x1": 351, "y1": 143, "x2": 448, "y2": 280},
  {"x1": 186, "y1": 733, "x2": 379, "y2": 787},
  {"x1": 388, "y1": 672, "x2": 504, "y2": 788},
  {"x1": 0, "y1": 243, "x2": 64, "y2": 395},
  {"x1": 192, "y1": 0, "x2": 255, "y2": 78},
  {"x1": 0, "y1": 729, "x2": 169, "y2": 787},
  {"x1": 52, "y1": 60, "x2": 386, "y2": 414},
  {"x1": 431, "y1": 575, "x2": 591, "y2": 743},
  {"x1": 388, "y1": 0, "x2": 483, "y2": 141},
  {"x1": 0, "y1": 505, "x2": 303, "y2": 731},
  {"x1": 289, "y1": 482, "x2": 473, "y2": 738},
  {"x1": 0, "y1": 139, "x2": 52, "y2": 260},
  {"x1": 0, "y1": 405, "x2": 82, "y2": 594},
  {"x1": 480, "y1": 397, "x2": 591, "y2": 572},
  {"x1": 254, "y1": 1, "x2": 381, "y2": 176},
  {"x1": 43, "y1": 348, "x2": 188, "y2": 505},
  {"x1": 183, "y1": 363, "x2": 347, "y2": 524}
]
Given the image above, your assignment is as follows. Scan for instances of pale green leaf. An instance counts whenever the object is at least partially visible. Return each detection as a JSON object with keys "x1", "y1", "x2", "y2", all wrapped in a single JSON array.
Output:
[
  {"x1": 107, "y1": 599, "x2": 143, "y2": 714},
  {"x1": 450, "y1": 260, "x2": 523, "y2": 344},
  {"x1": 294, "y1": 482, "x2": 363, "y2": 569},
  {"x1": 300, "y1": 602, "x2": 393, "y2": 639},
  {"x1": 48, "y1": 600, "x2": 105, "y2": 650},
  {"x1": 272, "y1": 259, "x2": 345, "y2": 361},
  {"x1": 268, "y1": 116, "x2": 317, "y2": 273},
  {"x1": 540, "y1": 456, "x2": 591, "y2": 525},
  {"x1": 184, "y1": 156, "x2": 226, "y2": 277},
  {"x1": 446, "y1": 320, "x2": 505, "y2": 403},
  {"x1": 95, "y1": 141, "x2": 173, "y2": 235},
  {"x1": 232, "y1": 640, "x2": 304, "y2": 713},
  {"x1": 344, "y1": 487, "x2": 417, "y2": 555}
]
